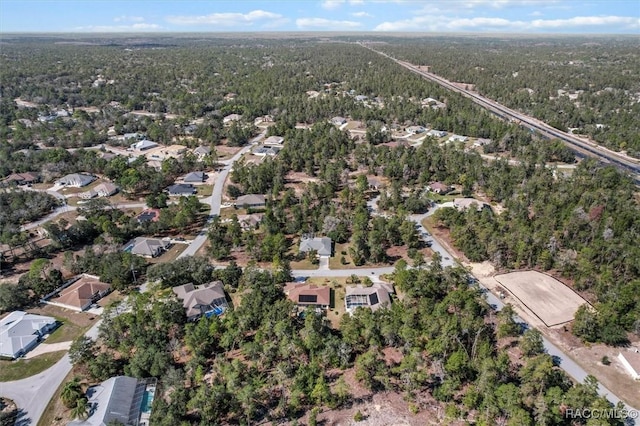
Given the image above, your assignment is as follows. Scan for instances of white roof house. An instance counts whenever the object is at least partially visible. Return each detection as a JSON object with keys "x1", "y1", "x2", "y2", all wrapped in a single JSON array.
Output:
[
  {"x1": 448, "y1": 134, "x2": 468, "y2": 143},
  {"x1": 130, "y1": 139, "x2": 159, "y2": 151},
  {"x1": 57, "y1": 173, "x2": 96, "y2": 188},
  {"x1": 427, "y1": 129, "x2": 447, "y2": 138},
  {"x1": 223, "y1": 114, "x2": 242, "y2": 124},
  {"x1": 263, "y1": 136, "x2": 284, "y2": 145},
  {"x1": 0, "y1": 311, "x2": 58, "y2": 359},
  {"x1": 618, "y1": 350, "x2": 640, "y2": 380}
]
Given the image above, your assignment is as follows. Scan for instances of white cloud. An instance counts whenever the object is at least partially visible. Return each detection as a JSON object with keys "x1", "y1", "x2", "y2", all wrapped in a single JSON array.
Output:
[
  {"x1": 74, "y1": 23, "x2": 161, "y2": 32},
  {"x1": 375, "y1": 13, "x2": 639, "y2": 32},
  {"x1": 296, "y1": 17, "x2": 363, "y2": 29},
  {"x1": 530, "y1": 15, "x2": 638, "y2": 28},
  {"x1": 352, "y1": 11, "x2": 373, "y2": 17},
  {"x1": 322, "y1": 0, "x2": 345, "y2": 9},
  {"x1": 530, "y1": 10, "x2": 544, "y2": 16},
  {"x1": 113, "y1": 15, "x2": 145, "y2": 23},
  {"x1": 166, "y1": 10, "x2": 283, "y2": 26},
  {"x1": 321, "y1": 0, "x2": 368, "y2": 9}
]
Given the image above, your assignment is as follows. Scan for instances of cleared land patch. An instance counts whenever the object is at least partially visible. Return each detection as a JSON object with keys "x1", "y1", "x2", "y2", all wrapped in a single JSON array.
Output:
[{"x1": 494, "y1": 270, "x2": 587, "y2": 327}]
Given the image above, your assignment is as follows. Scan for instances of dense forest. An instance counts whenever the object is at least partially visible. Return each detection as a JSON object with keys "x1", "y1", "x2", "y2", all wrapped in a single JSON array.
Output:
[{"x1": 371, "y1": 35, "x2": 640, "y2": 157}]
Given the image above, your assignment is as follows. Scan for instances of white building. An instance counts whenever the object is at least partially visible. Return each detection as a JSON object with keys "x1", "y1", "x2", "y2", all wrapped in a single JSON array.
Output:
[
  {"x1": 618, "y1": 350, "x2": 640, "y2": 380},
  {"x1": 0, "y1": 311, "x2": 58, "y2": 358}
]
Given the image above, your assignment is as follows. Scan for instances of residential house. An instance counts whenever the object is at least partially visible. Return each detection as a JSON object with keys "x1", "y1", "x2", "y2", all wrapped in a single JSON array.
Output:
[
  {"x1": 2, "y1": 172, "x2": 39, "y2": 186},
  {"x1": 0, "y1": 311, "x2": 58, "y2": 359},
  {"x1": 448, "y1": 134, "x2": 468, "y2": 143},
  {"x1": 618, "y1": 350, "x2": 640, "y2": 380},
  {"x1": 130, "y1": 139, "x2": 159, "y2": 151},
  {"x1": 253, "y1": 146, "x2": 281, "y2": 157},
  {"x1": 263, "y1": 135, "x2": 284, "y2": 145},
  {"x1": 182, "y1": 171, "x2": 208, "y2": 183},
  {"x1": 167, "y1": 183, "x2": 197, "y2": 196},
  {"x1": 193, "y1": 145, "x2": 211, "y2": 159},
  {"x1": 406, "y1": 125, "x2": 426, "y2": 135},
  {"x1": 57, "y1": 173, "x2": 96, "y2": 188},
  {"x1": 254, "y1": 115, "x2": 274, "y2": 125},
  {"x1": 79, "y1": 182, "x2": 118, "y2": 199},
  {"x1": 345, "y1": 283, "x2": 394, "y2": 314},
  {"x1": 428, "y1": 182, "x2": 451, "y2": 194},
  {"x1": 367, "y1": 177, "x2": 384, "y2": 191},
  {"x1": 121, "y1": 132, "x2": 143, "y2": 141},
  {"x1": 123, "y1": 237, "x2": 171, "y2": 258},
  {"x1": 136, "y1": 209, "x2": 161, "y2": 223},
  {"x1": 454, "y1": 198, "x2": 490, "y2": 212},
  {"x1": 67, "y1": 376, "x2": 155, "y2": 426},
  {"x1": 47, "y1": 274, "x2": 111, "y2": 312},
  {"x1": 421, "y1": 97, "x2": 446, "y2": 109},
  {"x1": 223, "y1": 113, "x2": 242, "y2": 124},
  {"x1": 173, "y1": 281, "x2": 229, "y2": 320},
  {"x1": 284, "y1": 283, "x2": 331, "y2": 310},
  {"x1": 426, "y1": 129, "x2": 447, "y2": 138},
  {"x1": 473, "y1": 138, "x2": 492, "y2": 147},
  {"x1": 331, "y1": 116, "x2": 347, "y2": 126},
  {"x1": 235, "y1": 194, "x2": 266, "y2": 209},
  {"x1": 299, "y1": 236, "x2": 332, "y2": 257},
  {"x1": 236, "y1": 213, "x2": 264, "y2": 231},
  {"x1": 146, "y1": 144, "x2": 187, "y2": 161}
]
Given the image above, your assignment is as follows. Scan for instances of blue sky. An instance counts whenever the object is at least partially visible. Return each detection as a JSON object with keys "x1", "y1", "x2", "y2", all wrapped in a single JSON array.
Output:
[{"x1": 1, "y1": 1, "x2": 638, "y2": 33}]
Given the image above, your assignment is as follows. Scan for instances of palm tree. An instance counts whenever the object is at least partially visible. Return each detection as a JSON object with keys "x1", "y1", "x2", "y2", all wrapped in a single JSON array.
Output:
[
  {"x1": 70, "y1": 397, "x2": 89, "y2": 420},
  {"x1": 60, "y1": 377, "x2": 83, "y2": 409}
]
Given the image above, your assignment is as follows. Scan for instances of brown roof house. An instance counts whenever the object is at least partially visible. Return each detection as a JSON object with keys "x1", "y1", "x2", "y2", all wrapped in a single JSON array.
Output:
[
  {"x1": 428, "y1": 182, "x2": 451, "y2": 194},
  {"x1": 236, "y1": 213, "x2": 264, "y2": 231},
  {"x1": 47, "y1": 274, "x2": 111, "y2": 311},
  {"x1": 345, "y1": 283, "x2": 394, "y2": 314},
  {"x1": 173, "y1": 281, "x2": 229, "y2": 320},
  {"x1": 618, "y1": 349, "x2": 640, "y2": 380},
  {"x1": 284, "y1": 283, "x2": 331, "y2": 311},
  {"x1": 3, "y1": 172, "x2": 39, "y2": 186}
]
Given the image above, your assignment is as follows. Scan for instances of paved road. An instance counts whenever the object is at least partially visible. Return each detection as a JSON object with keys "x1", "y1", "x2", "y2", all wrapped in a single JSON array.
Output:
[
  {"x1": 0, "y1": 319, "x2": 102, "y2": 426},
  {"x1": 178, "y1": 131, "x2": 265, "y2": 259}
]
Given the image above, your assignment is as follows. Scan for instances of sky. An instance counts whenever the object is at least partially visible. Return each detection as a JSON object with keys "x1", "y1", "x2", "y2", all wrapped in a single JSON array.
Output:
[{"x1": 1, "y1": 0, "x2": 638, "y2": 34}]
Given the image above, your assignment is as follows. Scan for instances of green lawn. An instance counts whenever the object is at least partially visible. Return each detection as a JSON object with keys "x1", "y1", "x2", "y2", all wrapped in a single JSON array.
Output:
[
  {"x1": 329, "y1": 243, "x2": 354, "y2": 269},
  {"x1": 45, "y1": 320, "x2": 88, "y2": 344},
  {"x1": 0, "y1": 351, "x2": 66, "y2": 382}
]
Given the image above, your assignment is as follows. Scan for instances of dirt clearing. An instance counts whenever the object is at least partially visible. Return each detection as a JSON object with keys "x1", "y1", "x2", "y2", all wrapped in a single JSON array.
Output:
[{"x1": 494, "y1": 270, "x2": 588, "y2": 327}]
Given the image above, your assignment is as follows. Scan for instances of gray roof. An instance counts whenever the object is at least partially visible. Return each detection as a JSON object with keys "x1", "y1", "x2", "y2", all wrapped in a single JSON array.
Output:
[
  {"x1": 124, "y1": 237, "x2": 170, "y2": 258},
  {"x1": 173, "y1": 281, "x2": 228, "y2": 319},
  {"x1": 58, "y1": 173, "x2": 96, "y2": 187},
  {"x1": 130, "y1": 139, "x2": 158, "y2": 150},
  {"x1": 345, "y1": 283, "x2": 394, "y2": 314},
  {"x1": 299, "y1": 237, "x2": 332, "y2": 257},
  {"x1": 167, "y1": 183, "x2": 196, "y2": 195},
  {"x1": 193, "y1": 145, "x2": 211, "y2": 156},
  {"x1": 235, "y1": 194, "x2": 266, "y2": 207},
  {"x1": 0, "y1": 311, "x2": 57, "y2": 358},
  {"x1": 68, "y1": 376, "x2": 145, "y2": 426},
  {"x1": 183, "y1": 171, "x2": 208, "y2": 183}
]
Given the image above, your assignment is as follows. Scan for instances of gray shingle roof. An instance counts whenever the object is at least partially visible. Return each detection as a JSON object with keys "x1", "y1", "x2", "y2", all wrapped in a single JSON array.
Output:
[
  {"x1": 0, "y1": 311, "x2": 57, "y2": 358},
  {"x1": 299, "y1": 237, "x2": 332, "y2": 257}
]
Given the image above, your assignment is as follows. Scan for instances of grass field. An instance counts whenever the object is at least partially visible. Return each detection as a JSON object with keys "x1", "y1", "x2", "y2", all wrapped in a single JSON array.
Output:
[{"x1": 0, "y1": 351, "x2": 66, "y2": 382}]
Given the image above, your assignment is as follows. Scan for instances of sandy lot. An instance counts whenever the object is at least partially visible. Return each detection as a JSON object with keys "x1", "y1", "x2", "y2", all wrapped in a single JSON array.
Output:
[{"x1": 494, "y1": 270, "x2": 587, "y2": 327}]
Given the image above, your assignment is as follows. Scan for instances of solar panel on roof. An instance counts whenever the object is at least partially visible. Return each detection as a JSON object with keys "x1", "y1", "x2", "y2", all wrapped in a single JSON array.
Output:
[
  {"x1": 299, "y1": 294, "x2": 318, "y2": 303},
  {"x1": 369, "y1": 293, "x2": 379, "y2": 306}
]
